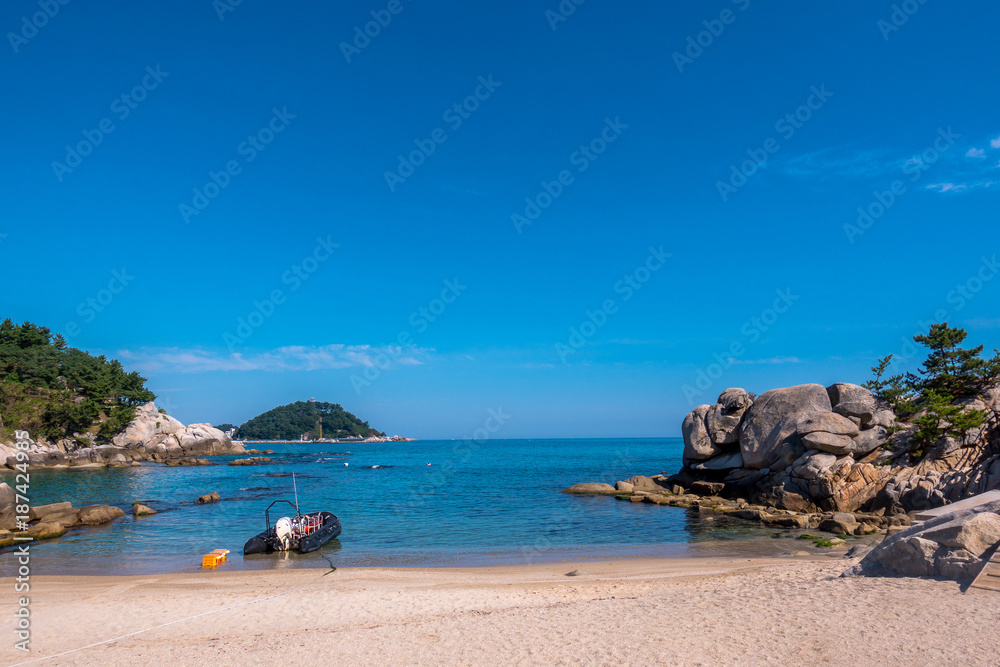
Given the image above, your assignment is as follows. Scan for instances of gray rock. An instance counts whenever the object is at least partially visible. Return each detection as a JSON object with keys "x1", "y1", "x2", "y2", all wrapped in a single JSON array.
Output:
[
  {"x1": 625, "y1": 476, "x2": 668, "y2": 493},
  {"x1": 851, "y1": 426, "x2": 888, "y2": 456},
  {"x1": 739, "y1": 384, "x2": 832, "y2": 470},
  {"x1": 615, "y1": 481, "x2": 635, "y2": 493},
  {"x1": 78, "y1": 504, "x2": 125, "y2": 525},
  {"x1": 28, "y1": 502, "x2": 74, "y2": 522},
  {"x1": 797, "y1": 412, "x2": 860, "y2": 437},
  {"x1": 826, "y1": 383, "x2": 877, "y2": 412},
  {"x1": 819, "y1": 512, "x2": 858, "y2": 535},
  {"x1": 195, "y1": 492, "x2": 222, "y2": 504},
  {"x1": 833, "y1": 402, "x2": 876, "y2": 427},
  {"x1": 982, "y1": 384, "x2": 1000, "y2": 413},
  {"x1": 706, "y1": 389, "x2": 754, "y2": 445},
  {"x1": 718, "y1": 387, "x2": 753, "y2": 411},
  {"x1": 801, "y1": 431, "x2": 855, "y2": 456},
  {"x1": 790, "y1": 451, "x2": 838, "y2": 481},
  {"x1": 871, "y1": 409, "x2": 896, "y2": 429},
  {"x1": 845, "y1": 499, "x2": 1000, "y2": 582},
  {"x1": 561, "y1": 483, "x2": 617, "y2": 495},
  {"x1": 682, "y1": 405, "x2": 719, "y2": 462},
  {"x1": 133, "y1": 503, "x2": 157, "y2": 517},
  {"x1": 691, "y1": 450, "x2": 744, "y2": 471},
  {"x1": 920, "y1": 511, "x2": 1000, "y2": 557},
  {"x1": 690, "y1": 480, "x2": 725, "y2": 496}
]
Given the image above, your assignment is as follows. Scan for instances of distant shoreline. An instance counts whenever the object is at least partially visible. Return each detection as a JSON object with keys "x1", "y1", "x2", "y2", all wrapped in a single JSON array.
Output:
[{"x1": 236, "y1": 436, "x2": 416, "y2": 445}]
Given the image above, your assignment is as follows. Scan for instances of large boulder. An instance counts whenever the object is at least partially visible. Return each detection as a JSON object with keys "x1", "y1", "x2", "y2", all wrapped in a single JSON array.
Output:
[
  {"x1": 177, "y1": 424, "x2": 242, "y2": 457},
  {"x1": 797, "y1": 413, "x2": 860, "y2": 437},
  {"x1": 682, "y1": 405, "x2": 720, "y2": 463},
  {"x1": 801, "y1": 431, "x2": 855, "y2": 456},
  {"x1": 691, "y1": 451, "x2": 744, "y2": 471},
  {"x1": 705, "y1": 388, "x2": 754, "y2": 445},
  {"x1": 846, "y1": 500, "x2": 1000, "y2": 582},
  {"x1": 0, "y1": 483, "x2": 15, "y2": 531},
  {"x1": 827, "y1": 383, "x2": 877, "y2": 412},
  {"x1": 739, "y1": 384, "x2": 832, "y2": 470},
  {"x1": 78, "y1": 504, "x2": 125, "y2": 525},
  {"x1": 112, "y1": 402, "x2": 185, "y2": 449},
  {"x1": 851, "y1": 426, "x2": 889, "y2": 457}
]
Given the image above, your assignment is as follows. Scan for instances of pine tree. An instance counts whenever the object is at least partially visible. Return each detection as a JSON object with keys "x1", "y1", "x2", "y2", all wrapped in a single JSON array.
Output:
[{"x1": 912, "y1": 323, "x2": 1000, "y2": 397}]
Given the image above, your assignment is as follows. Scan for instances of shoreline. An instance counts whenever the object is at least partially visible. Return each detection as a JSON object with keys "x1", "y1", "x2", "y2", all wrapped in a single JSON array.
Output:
[{"x1": 5, "y1": 554, "x2": 999, "y2": 665}]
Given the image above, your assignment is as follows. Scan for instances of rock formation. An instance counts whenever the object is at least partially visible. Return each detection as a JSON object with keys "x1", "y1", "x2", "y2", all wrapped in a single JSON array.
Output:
[
  {"x1": 0, "y1": 485, "x2": 124, "y2": 546},
  {"x1": 0, "y1": 401, "x2": 245, "y2": 470},
  {"x1": 674, "y1": 382, "x2": 1000, "y2": 515},
  {"x1": 845, "y1": 500, "x2": 1000, "y2": 582}
]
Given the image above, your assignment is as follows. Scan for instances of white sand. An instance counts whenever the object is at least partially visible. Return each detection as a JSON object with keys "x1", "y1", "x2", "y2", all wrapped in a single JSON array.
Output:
[{"x1": 3, "y1": 555, "x2": 999, "y2": 666}]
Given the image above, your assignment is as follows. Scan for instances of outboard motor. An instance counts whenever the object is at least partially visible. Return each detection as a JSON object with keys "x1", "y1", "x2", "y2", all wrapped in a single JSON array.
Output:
[{"x1": 275, "y1": 517, "x2": 293, "y2": 550}]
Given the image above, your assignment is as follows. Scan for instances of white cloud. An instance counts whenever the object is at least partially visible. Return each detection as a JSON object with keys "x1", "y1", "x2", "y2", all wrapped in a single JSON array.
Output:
[
  {"x1": 966, "y1": 148, "x2": 986, "y2": 158},
  {"x1": 118, "y1": 344, "x2": 433, "y2": 374},
  {"x1": 991, "y1": 136, "x2": 1000, "y2": 149},
  {"x1": 927, "y1": 182, "x2": 967, "y2": 193}
]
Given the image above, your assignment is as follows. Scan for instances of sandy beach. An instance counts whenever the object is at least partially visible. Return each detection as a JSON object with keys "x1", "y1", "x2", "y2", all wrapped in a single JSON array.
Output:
[{"x1": 3, "y1": 554, "x2": 999, "y2": 666}]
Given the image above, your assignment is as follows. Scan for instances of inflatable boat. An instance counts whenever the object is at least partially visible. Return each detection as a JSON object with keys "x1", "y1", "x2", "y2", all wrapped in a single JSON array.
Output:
[{"x1": 243, "y1": 499, "x2": 342, "y2": 555}]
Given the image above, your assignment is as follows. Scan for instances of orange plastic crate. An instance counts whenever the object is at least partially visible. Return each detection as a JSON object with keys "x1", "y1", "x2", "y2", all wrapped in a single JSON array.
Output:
[{"x1": 202, "y1": 549, "x2": 230, "y2": 567}]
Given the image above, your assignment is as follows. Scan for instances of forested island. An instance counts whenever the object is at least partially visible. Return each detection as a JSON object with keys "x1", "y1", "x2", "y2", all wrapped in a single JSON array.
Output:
[{"x1": 232, "y1": 400, "x2": 386, "y2": 441}]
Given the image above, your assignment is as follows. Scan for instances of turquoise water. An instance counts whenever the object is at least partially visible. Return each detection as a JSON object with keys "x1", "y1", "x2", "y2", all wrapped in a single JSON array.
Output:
[{"x1": 1, "y1": 438, "x2": 775, "y2": 575}]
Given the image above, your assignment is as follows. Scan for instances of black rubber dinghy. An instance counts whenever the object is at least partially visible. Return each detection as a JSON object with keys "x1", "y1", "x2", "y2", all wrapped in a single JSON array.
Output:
[{"x1": 244, "y1": 500, "x2": 342, "y2": 555}]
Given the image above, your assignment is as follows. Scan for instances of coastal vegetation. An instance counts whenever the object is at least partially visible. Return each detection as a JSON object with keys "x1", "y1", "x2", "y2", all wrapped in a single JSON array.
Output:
[
  {"x1": 863, "y1": 323, "x2": 999, "y2": 452},
  {"x1": 235, "y1": 400, "x2": 384, "y2": 440},
  {"x1": 0, "y1": 319, "x2": 155, "y2": 443}
]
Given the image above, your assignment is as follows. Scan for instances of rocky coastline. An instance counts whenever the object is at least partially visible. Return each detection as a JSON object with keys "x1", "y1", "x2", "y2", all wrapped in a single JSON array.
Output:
[
  {"x1": 567, "y1": 381, "x2": 1000, "y2": 543},
  {"x1": 0, "y1": 401, "x2": 246, "y2": 470},
  {"x1": 0, "y1": 401, "x2": 246, "y2": 548}
]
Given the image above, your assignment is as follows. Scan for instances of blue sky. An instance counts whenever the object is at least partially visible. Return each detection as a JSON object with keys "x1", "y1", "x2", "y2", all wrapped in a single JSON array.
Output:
[{"x1": 3, "y1": 1, "x2": 999, "y2": 438}]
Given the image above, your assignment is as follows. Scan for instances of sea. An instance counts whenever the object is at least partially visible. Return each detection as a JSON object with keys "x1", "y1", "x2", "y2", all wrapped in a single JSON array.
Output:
[{"x1": 3, "y1": 438, "x2": 790, "y2": 575}]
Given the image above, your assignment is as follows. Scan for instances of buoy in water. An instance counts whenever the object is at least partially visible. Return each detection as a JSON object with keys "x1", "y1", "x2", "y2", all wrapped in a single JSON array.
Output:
[
  {"x1": 344, "y1": 462, "x2": 349, "y2": 466},
  {"x1": 426, "y1": 462, "x2": 431, "y2": 466}
]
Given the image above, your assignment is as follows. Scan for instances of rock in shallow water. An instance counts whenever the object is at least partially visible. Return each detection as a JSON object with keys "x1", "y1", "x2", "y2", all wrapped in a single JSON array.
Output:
[{"x1": 561, "y1": 483, "x2": 616, "y2": 495}]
